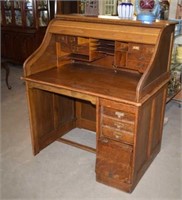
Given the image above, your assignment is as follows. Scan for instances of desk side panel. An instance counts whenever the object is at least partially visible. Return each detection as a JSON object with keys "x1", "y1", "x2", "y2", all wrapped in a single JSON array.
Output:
[
  {"x1": 26, "y1": 85, "x2": 76, "y2": 155},
  {"x1": 137, "y1": 24, "x2": 175, "y2": 101},
  {"x1": 23, "y1": 20, "x2": 57, "y2": 76},
  {"x1": 133, "y1": 85, "x2": 167, "y2": 189}
]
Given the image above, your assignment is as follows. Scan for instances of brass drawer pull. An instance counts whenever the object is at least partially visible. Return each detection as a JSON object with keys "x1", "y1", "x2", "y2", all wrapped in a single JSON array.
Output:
[
  {"x1": 101, "y1": 138, "x2": 109, "y2": 143},
  {"x1": 115, "y1": 111, "x2": 125, "y2": 118},
  {"x1": 116, "y1": 125, "x2": 122, "y2": 129},
  {"x1": 114, "y1": 122, "x2": 124, "y2": 129},
  {"x1": 115, "y1": 134, "x2": 121, "y2": 139}
]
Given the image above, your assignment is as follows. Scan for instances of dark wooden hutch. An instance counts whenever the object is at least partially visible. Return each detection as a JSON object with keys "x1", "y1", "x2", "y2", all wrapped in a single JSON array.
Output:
[{"x1": 1, "y1": 0, "x2": 55, "y2": 63}]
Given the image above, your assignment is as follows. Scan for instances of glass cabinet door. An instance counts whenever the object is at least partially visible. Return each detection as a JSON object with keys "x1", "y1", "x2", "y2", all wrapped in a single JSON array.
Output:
[
  {"x1": 2, "y1": 0, "x2": 13, "y2": 25},
  {"x1": 37, "y1": 0, "x2": 49, "y2": 27},
  {"x1": 5, "y1": 10, "x2": 12, "y2": 24},
  {"x1": 4, "y1": 0, "x2": 11, "y2": 9},
  {"x1": 25, "y1": 0, "x2": 34, "y2": 27},
  {"x1": 14, "y1": 0, "x2": 22, "y2": 26},
  {"x1": 1, "y1": 0, "x2": 50, "y2": 27}
]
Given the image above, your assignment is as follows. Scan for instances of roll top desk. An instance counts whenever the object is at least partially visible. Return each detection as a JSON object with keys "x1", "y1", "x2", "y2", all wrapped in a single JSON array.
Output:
[{"x1": 23, "y1": 15, "x2": 176, "y2": 193}]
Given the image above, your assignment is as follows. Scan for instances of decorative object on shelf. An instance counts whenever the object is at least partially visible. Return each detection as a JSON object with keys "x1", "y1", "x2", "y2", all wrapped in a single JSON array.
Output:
[
  {"x1": 135, "y1": 0, "x2": 159, "y2": 23},
  {"x1": 157, "y1": 0, "x2": 170, "y2": 20},
  {"x1": 118, "y1": 0, "x2": 134, "y2": 19},
  {"x1": 85, "y1": 0, "x2": 99, "y2": 16},
  {"x1": 79, "y1": 0, "x2": 86, "y2": 14}
]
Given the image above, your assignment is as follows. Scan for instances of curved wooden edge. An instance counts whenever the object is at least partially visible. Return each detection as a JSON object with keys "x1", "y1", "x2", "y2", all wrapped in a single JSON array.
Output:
[
  {"x1": 23, "y1": 19, "x2": 57, "y2": 77},
  {"x1": 136, "y1": 24, "x2": 176, "y2": 102}
]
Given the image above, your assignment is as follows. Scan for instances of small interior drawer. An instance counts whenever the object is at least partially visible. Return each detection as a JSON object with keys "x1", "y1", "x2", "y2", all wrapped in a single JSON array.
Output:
[
  {"x1": 128, "y1": 43, "x2": 154, "y2": 54},
  {"x1": 101, "y1": 126, "x2": 134, "y2": 144},
  {"x1": 128, "y1": 43, "x2": 142, "y2": 52}
]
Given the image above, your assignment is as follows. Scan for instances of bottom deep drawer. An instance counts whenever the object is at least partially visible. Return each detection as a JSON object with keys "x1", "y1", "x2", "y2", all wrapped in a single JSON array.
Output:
[
  {"x1": 96, "y1": 158, "x2": 132, "y2": 183},
  {"x1": 97, "y1": 138, "x2": 133, "y2": 165},
  {"x1": 96, "y1": 138, "x2": 133, "y2": 183}
]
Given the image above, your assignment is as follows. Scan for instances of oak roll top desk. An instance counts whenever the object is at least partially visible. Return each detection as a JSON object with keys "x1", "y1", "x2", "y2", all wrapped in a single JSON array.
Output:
[{"x1": 23, "y1": 15, "x2": 176, "y2": 193}]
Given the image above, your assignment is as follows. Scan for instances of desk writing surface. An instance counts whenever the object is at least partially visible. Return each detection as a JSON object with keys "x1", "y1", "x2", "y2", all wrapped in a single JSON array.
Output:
[{"x1": 25, "y1": 63, "x2": 141, "y2": 102}]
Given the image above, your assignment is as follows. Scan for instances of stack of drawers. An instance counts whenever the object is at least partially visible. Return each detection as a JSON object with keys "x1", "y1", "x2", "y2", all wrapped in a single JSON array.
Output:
[{"x1": 96, "y1": 99, "x2": 137, "y2": 185}]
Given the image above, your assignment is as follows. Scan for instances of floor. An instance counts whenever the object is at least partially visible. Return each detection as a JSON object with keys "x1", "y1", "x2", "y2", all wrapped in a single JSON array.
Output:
[{"x1": 1, "y1": 64, "x2": 182, "y2": 200}]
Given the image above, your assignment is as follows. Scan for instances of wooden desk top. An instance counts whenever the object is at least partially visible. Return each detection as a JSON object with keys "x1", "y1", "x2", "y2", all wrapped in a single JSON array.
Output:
[{"x1": 25, "y1": 63, "x2": 141, "y2": 103}]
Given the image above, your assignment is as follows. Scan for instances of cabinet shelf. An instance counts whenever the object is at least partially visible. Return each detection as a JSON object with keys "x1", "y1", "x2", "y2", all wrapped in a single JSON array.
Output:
[{"x1": 69, "y1": 54, "x2": 90, "y2": 61}]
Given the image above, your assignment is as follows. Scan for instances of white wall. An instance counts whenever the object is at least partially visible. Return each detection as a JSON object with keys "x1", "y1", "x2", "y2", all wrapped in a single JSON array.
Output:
[{"x1": 169, "y1": 0, "x2": 178, "y2": 19}]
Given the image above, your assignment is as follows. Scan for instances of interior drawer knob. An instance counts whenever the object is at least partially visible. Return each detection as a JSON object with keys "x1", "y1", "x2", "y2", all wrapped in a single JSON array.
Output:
[{"x1": 115, "y1": 111, "x2": 125, "y2": 118}]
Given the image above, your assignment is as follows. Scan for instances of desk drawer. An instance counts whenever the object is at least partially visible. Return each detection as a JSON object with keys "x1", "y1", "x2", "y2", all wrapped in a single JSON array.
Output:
[
  {"x1": 97, "y1": 138, "x2": 133, "y2": 164},
  {"x1": 101, "y1": 126, "x2": 134, "y2": 144},
  {"x1": 96, "y1": 159, "x2": 132, "y2": 183},
  {"x1": 102, "y1": 117, "x2": 134, "y2": 132},
  {"x1": 103, "y1": 107, "x2": 135, "y2": 122},
  {"x1": 96, "y1": 138, "x2": 133, "y2": 183}
]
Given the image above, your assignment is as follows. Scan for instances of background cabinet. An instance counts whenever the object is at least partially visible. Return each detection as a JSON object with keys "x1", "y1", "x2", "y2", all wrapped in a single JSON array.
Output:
[{"x1": 1, "y1": 0, "x2": 55, "y2": 63}]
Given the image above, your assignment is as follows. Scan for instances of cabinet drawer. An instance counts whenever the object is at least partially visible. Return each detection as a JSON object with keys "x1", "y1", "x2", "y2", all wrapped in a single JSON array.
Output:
[
  {"x1": 103, "y1": 107, "x2": 135, "y2": 122},
  {"x1": 102, "y1": 126, "x2": 134, "y2": 144},
  {"x1": 102, "y1": 117, "x2": 134, "y2": 132}
]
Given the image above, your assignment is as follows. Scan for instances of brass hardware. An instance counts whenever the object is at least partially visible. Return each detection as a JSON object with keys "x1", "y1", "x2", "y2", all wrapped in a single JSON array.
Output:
[
  {"x1": 132, "y1": 46, "x2": 140, "y2": 50},
  {"x1": 101, "y1": 138, "x2": 109, "y2": 143},
  {"x1": 115, "y1": 111, "x2": 125, "y2": 118},
  {"x1": 115, "y1": 134, "x2": 120, "y2": 139},
  {"x1": 114, "y1": 122, "x2": 124, "y2": 129}
]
